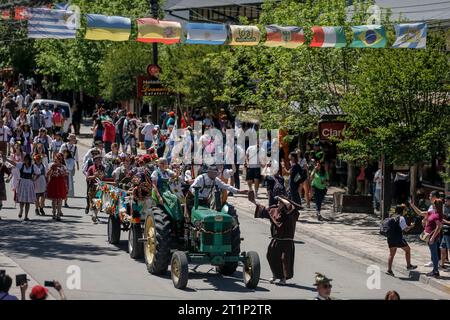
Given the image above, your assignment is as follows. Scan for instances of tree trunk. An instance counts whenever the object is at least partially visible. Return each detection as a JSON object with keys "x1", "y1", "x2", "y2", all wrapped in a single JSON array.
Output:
[
  {"x1": 347, "y1": 161, "x2": 356, "y2": 195},
  {"x1": 410, "y1": 163, "x2": 418, "y2": 204}
]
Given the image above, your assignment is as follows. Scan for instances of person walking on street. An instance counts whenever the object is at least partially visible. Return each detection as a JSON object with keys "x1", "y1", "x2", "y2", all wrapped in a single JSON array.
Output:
[
  {"x1": 373, "y1": 165, "x2": 382, "y2": 211},
  {"x1": 249, "y1": 190, "x2": 301, "y2": 285},
  {"x1": 282, "y1": 152, "x2": 305, "y2": 207},
  {"x1": 411, "y1": 198, "x2": 443, "y2": 278},
  {"x1": 86, "y1": 154, "x2": 105, "y2": 223},
  {"x1": 33, "y1": 128, "x2": 52, "y2": 159},
  {"x1": 63, "y1": 149, "x2": 75, "y2": 208},
  {"x1": 440, "y1": 196, "x2": 450, "y2": 269},
  {"x1": 7, "y1": 153, "x2": 40, "y2": 221},
  {"x1": 49, "y1": 131, "x2": 64, "y2": 161},
  {"x1": 30, "y1": 107, "x2": 44, "y2": 138},
  {"x1": 385, "y1": 205, "x2": 418, "y2": 277},
  {"x1": 114, "y1": 110, "x2": 126, "y2": 152},
  {"x1": 314, "y1": 273, "x2": 334, "y2": 300},
  {"x1": 46, "y1": 153, "x2": 68, "y2": 221},
  {"x1": 0, "y1": 119, "x2": 11, "y2": 158},
  {"x1": 245, "y1": 141, "x2": 261, "y2": 198},
  {"x1": 141, "y1": 118, "x2": 155, "y2": 149},
  {"x1": 101, "y1": 117, "x2": 116, "y2": 153},
  {"x1": 0, "y1": 154, "x2": 12, "y2": 210},
  {"x1": 33, "y1": 154, "x2": 47, "y2": 216},
  {"x1": 123, "y1": 112, "x2": 138, "y2": 155},
  {"x1": 59, "y1": 133, "x2": 79, "y2": 172},
  {"x1": 310, "y1": 161, "x2": 329, "y2": 221},
  {"x1": 41, "y1": 103, "x2": 53, "y2": 135},
  {"x1": 52, "y1": 107, "x2": 64, "y2": 134}
]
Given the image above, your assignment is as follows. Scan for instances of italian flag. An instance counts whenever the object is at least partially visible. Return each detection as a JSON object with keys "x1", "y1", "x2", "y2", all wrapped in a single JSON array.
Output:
[{"x1": 310, "y1": 26, "x2": 346, "y2": 48}]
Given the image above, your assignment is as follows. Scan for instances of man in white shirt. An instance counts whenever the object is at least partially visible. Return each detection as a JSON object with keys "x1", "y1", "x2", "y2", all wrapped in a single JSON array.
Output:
[
  {"x1": 245, "y1": 143, "x2": 261, "y2": 198},
  {"x1": 14, "y1": 90, "x2": 24, "y2": 109},
  {"x1": 41, "y1": 104, "x2": 53, "y2": 135},
  {"x1": 373, "y1": 167, "x2": 382, "y2": 211},
  {"x1": 59, "y1": 134, "x2": 79, "y2": 170},
  {"x1": 189, "y1": 165, "x2": 247, "y2": 208},
  {"x1": 0, "y1": 119, "x2": 11, "y2": 160},
  {"x1": 141, "y1": 120, "x2": 154, "y2": 149}
]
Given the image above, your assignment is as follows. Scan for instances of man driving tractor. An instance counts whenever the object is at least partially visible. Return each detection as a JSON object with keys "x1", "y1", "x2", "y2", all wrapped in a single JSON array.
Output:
[{"x1": 188, "y1": 165, "x2": 248, "y2": 209}]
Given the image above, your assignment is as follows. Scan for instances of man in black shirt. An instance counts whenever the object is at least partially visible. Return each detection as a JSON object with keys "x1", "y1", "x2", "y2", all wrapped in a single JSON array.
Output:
[{"x1": 440, "y1": 196, "x2": 450, "y2": 268}]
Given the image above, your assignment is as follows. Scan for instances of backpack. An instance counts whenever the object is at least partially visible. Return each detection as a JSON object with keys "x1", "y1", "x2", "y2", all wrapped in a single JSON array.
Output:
[{"x1": 380, "y1": 216, "x2": 401, "y2": 237}]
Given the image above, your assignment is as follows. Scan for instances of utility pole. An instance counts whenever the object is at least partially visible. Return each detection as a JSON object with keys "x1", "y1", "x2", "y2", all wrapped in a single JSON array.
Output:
[{"x1": 150, "y1": 0, "x2": 158, "y2": 124}]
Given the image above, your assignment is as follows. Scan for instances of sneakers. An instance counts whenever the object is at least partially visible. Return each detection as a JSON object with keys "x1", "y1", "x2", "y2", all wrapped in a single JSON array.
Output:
[
  {"x1": 39, "y1": 208, "x2": 45, "y2": 216},
  {"x1": 407, "y1": 264, "x2": 418, "y2": 270},
  {"x1": 386, "y1": 270, "x2": 395, "y2": 277},
  {"x1": 35, "y1": 209, "x2": 40, "y2": 216},
  {"x1": 269, "y1": 277, "x2": 276, "y2": 284},
  {"x1": 424, "y1": 261, "x2": 433, "y2": 267},
  {"x1": 278, "y1": 279, "x2": 286, "y2": 285}
]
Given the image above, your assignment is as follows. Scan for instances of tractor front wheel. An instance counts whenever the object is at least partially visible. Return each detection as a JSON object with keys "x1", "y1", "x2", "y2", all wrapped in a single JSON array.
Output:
[
  {"x1": 171, "y1": 251, "x2": 189, "y2": 289},
  {"x1": 107, "y1": 215, "x2": 121, "y2": 244},
  {"x1": 243, "y1": 251, "x2": 260, "y2": 289},
  {"x1": 143, "y1": 208, "x2": 172, "y2": 275},
  {"x1": 128, "y1": 224, "x2": 144, "y2": 259}
]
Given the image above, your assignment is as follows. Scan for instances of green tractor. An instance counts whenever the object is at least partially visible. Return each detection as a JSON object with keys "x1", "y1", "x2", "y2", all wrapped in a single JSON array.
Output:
[{"x1": 143, "y1": 185, "x2": 260, "y2": 290}]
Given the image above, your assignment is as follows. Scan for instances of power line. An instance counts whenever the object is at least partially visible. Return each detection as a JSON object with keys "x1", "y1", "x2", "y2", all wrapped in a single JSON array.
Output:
[{"x1": 378, "y1": 1, "x2": 450, "y2": 9}]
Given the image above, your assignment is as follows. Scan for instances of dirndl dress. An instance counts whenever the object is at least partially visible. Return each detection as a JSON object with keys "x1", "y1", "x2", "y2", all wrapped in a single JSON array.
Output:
[
  {"x1": 46, "y1": 164, "x2": 68, "y2": 200},
  {"x1": 34, "y1": 163, "x2": 47, "y2": 195},
  {"x1": 16, "y1": 163, "x2": 37, "y2": 203}
]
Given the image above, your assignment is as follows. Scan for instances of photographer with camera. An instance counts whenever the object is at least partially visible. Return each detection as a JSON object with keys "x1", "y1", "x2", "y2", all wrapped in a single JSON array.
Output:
[{"x1": 0, "y1": 271, "x2": 27, "y2": 300}]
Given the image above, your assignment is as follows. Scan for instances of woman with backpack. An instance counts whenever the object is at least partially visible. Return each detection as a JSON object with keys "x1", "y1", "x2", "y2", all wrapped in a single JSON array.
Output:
[{"x1": 385, "y1": 205, "x2": 417, "y2": 277}]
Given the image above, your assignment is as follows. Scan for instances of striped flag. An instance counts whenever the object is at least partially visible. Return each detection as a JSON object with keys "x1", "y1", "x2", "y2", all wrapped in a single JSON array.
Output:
[
  {"x1": 264, "y1": 25, "x2": 305, "y2": 48},
  {"x1": 27, "y1": 8, "x2": 78, "y2": 39},
  {"x1": 184, "y1": 23, "x2": 227, "y2": 45},
  {"x1": 392, "y1": 23, "x2": 427, "y2": 49},
  {"x1": 137, "y1": 18, "x2": 181, "y2": 44},
  {"x1": 349, "y1": 25, "x2": 387, "y2": 48},
  {"x1": 310, "y1": 26, "x2": 346, "y2": 48},
  {"x1": 229, "y1": 25, "x2": 260, "y2": 46},
  {"x1": 85, "y1": 14, "x2": 131, "y2": 41}
]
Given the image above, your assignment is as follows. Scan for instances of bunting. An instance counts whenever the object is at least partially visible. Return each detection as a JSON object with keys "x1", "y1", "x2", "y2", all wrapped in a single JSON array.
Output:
[
  {"x1": 85, "y1": 14, "x2": 131, "y2": 41},
  {"x1": 137, "y1": 18, "x2": 181, "y2": 44},
  {"x1": 349, "y1": 25, "x2": 387, "y2": 48},
  {"x1": 392, "y1": 23, "x2": 427, "y2": 49},
  {"x1": 264, "y1": 25, "x2": 305, "y2": 48},
  {"x1": 184, "y1": 23, "x2": 228, "y2": 45},
  {"x1": 229, "y1": 25, "x2": 260, "y2": 46}
]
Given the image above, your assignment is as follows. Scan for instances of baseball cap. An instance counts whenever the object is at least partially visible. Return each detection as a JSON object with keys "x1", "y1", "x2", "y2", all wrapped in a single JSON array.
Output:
[{"x1": 30, "y1": 285, "x2": 48, "y2": 300}]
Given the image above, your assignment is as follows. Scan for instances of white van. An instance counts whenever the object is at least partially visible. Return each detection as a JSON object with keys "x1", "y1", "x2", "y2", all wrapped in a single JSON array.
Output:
[{"x1": 28, "y1": 99, "x2": 72, "y2": 134}]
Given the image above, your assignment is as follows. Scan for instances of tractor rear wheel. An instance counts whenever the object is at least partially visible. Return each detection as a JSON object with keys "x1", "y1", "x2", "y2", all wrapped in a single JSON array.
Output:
[
  {"x1": 144, "y1": 207, "x2": 172, "y2": 275},
  {"x1": 218, "y1": 205, "x2": 240, "y2": 276},
  {"x1": 107, "y1": 215, "x2": 121, "y2": 244},
  {"x1": 243, "y1": 251, "x2": 260, "y2": 289},
  {"x1": 128, "y1": 224, "x2": 144, "y2": 259},
  {"x1": 171, "y1": 251, "x2": 189, "y2": 289}
]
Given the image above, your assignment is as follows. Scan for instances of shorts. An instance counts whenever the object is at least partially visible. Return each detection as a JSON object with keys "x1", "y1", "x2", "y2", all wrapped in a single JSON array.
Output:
[
  {"x1": 440, "y1": 235, "x2": 450, "y2": 249},
  {"x1": 246, "y1": 167, "x2": 261, "y2": 181},
  {"x1": 387, "y1": 238, "x2": 408, "y2": 249}
]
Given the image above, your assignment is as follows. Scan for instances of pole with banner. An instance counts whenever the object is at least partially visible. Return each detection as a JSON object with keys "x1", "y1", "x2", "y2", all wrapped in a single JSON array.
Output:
[{"x1": 150, "y1": 0, "x2": 159, "y2": 124}]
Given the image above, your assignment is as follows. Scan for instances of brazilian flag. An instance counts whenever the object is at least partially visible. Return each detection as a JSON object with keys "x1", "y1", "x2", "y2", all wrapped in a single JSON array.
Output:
[{"x1": 349, "y1": 25, "x2": 387, "y2": 48}]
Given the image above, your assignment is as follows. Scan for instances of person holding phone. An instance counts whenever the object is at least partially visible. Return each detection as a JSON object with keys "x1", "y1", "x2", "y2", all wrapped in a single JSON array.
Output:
[
  {"x1": 30, "y1": 280, "x2": 66, "y2": 300},
  {"x1": 0, "y1": 273, "x2": 27, "y2": 300}
]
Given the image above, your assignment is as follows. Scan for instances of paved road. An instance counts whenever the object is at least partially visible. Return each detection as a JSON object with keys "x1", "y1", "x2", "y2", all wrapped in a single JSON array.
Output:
[{"x1": 0, "y1": 143, "x2": 447, "y2": 299}]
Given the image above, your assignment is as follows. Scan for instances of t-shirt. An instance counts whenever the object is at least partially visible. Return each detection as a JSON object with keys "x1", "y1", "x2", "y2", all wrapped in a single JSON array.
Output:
[
  {"x1": 0, "y1": 126, "x2": 11, "y2": 142},
  {"x1": 41, "y1": 110, "x2": 53, "y2": 128},
  {"x1": 0, "y1": 292, "x2": 18, "y2": 300},
  {"x1": 425, "y1": 211, "x2": 441, "y2": 234},
  {"x1": 141, "y1": 123, "x2": 154, "y2": 141},
  {"x1": 374, "y1": 169, "x2": 382, "y2": 190},
  {"x1": 311, "y1": 171, "x2": 329, "y2": 190},
  {"x1": 246, "y1": 145, "x2": 260, "y2": 169}
]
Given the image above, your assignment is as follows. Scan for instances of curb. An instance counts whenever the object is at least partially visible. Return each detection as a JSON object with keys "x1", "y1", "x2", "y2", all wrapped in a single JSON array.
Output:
[{"x1": 231, "y1": 199, "x2": 450, "y2": 296}]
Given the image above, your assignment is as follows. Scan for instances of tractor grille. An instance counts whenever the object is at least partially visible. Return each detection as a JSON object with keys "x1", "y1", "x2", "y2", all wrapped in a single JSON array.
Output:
[{"x1": 202, "y1": 221, "x2": 232, "y2": 246}]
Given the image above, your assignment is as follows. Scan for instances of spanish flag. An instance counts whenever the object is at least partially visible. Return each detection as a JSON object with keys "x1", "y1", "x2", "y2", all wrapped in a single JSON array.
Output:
[
  {"x1": 85, "y1": 14, "x2": 131, "y2": 41},
  {"x1": 137, "y1": 18, "x2": 181, "y2": 44}
]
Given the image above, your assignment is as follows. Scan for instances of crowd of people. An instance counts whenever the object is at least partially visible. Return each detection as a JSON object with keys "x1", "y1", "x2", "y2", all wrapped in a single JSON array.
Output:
[{"x1": 0, "y1": 84, "x2": 78, "y2": 220}]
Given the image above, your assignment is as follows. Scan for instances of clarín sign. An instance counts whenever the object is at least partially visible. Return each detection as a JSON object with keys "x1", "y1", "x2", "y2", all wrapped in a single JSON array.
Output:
[{"x1": 318, "y1": 121, "x2": 348, "y2": 141}]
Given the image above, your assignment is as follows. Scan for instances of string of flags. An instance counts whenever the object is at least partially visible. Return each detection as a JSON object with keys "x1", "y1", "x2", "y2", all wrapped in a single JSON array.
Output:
[{"x1": 1, "y1": 7, "x2": 429, "y2": 49}]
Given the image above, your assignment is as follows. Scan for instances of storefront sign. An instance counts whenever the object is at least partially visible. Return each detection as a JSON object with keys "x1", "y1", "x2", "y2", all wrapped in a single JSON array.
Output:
[
  {"x1": 137, "y1": 76, "x2": 172, "y2": 97},
  {"x1": 318, "y1": 121, "x2": 347, "y2": 141}
]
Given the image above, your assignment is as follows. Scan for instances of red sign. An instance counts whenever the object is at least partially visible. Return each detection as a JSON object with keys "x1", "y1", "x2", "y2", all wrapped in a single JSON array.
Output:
[
  {"x1": 318, "y1": 121, "x2": 347, "y2": 141},
  {"x1": 14, "y1": 7, "x2": 27, "y2": 20},
  {"x1": 147, "y1": 64, "x2": 161, "y2": 78},
  {"x1": 137, "y1": 76, "x2": 172, "y2": 97}
]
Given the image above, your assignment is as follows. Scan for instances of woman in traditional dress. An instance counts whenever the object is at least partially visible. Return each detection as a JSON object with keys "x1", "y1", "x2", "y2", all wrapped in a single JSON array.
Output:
[
  {"x1": 7, "y1": 153, "x2": 40, "y2": 221},
  {"x1": 21, "y1": 124, "x2": 33, "y2": 155},
  {"x1": 46, "y1": 153, "x2": 68, "y2": 221},
  {"x1": 9, "y1": 142, "x2": 25, "y2": 202},
  {"x1": 62, "y1": 149, "x2": 75, "y2": 207},
  {"x1": 33, "y1": 154, "x2": 47, "y2": 216}
]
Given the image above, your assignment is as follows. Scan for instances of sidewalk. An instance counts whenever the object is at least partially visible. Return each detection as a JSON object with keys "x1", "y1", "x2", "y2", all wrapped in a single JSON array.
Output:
[
  {"x1": 228, "y1": 185, "x2": 450, "y2": 295},
  {"x1": 0, "y1": 252, "x2": 55, "y2": 300}
]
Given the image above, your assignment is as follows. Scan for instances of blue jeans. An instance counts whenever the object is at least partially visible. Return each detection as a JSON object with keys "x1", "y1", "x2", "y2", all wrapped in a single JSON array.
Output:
[
  {"x1": 428, "y1": 241, "x2": 439, "y2": 273},
  {"x1": 313, "y1": 186, "x2": 327, "y2": 214}
]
